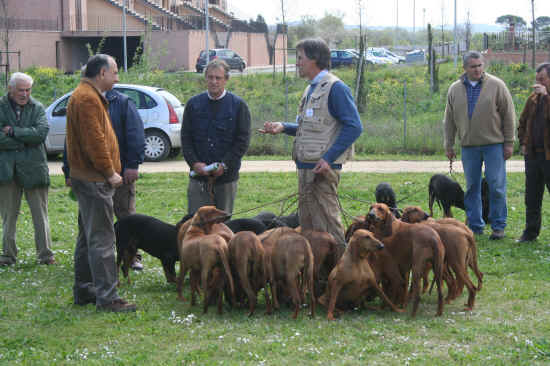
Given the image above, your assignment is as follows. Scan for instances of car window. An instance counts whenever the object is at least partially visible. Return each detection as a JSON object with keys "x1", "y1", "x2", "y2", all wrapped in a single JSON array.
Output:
[
  {"x1": 115, "y1": 88, "x2": 157, "y2": 110},
  {"x1": 52, "y1": 96, "x2": 70, "y2": 116},
  {"x1": 331, "y1": 51, "x2": 338, "y2": 57},
  {"x1": 157, "y1": 90, "x2": 182, "y2": 108},
  {"x1": 226, "y1": 50, "x2": 234, "y2": 58}
]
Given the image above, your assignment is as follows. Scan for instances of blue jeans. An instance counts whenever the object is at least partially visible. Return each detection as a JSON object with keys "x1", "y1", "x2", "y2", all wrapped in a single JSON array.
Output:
[{"x1": 461, "y1": 144, "x2": 507, "y2": 233}]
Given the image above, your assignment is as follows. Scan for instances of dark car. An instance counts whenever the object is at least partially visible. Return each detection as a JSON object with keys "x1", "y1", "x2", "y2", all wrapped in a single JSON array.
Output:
[
  {"x1": 330, "y1": 50, "x2": 359, "y2": 68},
  {"x1": 196, "y1": 49, "x2": 247, "y2": 73}
]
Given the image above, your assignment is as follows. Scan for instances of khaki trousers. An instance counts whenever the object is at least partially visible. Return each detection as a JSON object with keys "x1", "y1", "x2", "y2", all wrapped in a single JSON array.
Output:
[
  {"x1": 0, "y1": 181, "x2": 54, "y2": 264},
  {"x1": 298, "y1": 169, "x2": 345, "y2": 250}
]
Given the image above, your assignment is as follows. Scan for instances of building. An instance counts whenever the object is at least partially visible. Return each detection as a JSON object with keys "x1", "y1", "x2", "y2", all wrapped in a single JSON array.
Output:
[{"x1": 0, "y1": 0, "x2": 286, "y2": 73}]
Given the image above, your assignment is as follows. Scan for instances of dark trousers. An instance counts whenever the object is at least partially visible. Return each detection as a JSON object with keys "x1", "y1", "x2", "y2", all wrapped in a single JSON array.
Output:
[{"x1": 523, "y1": 152, "x2": 550, "y2": 239}]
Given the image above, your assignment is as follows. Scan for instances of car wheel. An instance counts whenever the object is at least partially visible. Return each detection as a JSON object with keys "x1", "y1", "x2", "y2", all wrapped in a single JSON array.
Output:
[
  {"x1": 239, "y1": 63, "x2": 244, "y2": 72},
  {"x1": 144, "y1": 131, "x2": 171, "y2": 162}
]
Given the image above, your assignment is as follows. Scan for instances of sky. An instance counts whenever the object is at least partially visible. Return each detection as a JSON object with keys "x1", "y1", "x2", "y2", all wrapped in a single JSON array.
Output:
[{"x1": 228, "y1": 0, "x2": 550, "y2": 29}]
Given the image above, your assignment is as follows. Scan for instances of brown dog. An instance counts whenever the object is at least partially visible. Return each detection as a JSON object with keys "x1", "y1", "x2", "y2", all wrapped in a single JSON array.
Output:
[
  {"x1": 227, "y1": 231, "x2": 271, "y2": 316},
  {"x1": 319, "y1": 229, "x2": 405, "y2": 320},
  {"x1": 176, "y1": 206, "x2": 235, "y2": 314},
  {"x1": 264, "y1": 229, "x2": 315, "y2": 319},
  {"x1": 300, "y1": 230, "x2": 340, "y2": 297},
  {"x1": 401, "y1": 206, "x2": 483, "y2": 306},
  {"x1": 366, "y1": 203, "x2": 445, "y2": 317}
]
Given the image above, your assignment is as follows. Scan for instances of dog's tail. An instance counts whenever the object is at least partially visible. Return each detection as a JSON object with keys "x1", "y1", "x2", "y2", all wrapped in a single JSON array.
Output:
[
  {"x1": 431, "y1": 235, "x2": 445, "y2": 316},
  {"x1": 304, "y1": 239, "x2": 316, "y2": 318},
  {"x1": 218, "y1": 245, "x2": 236, "y2": 306},
  {"x1": 466, "y1": 234, "x2": 483, "y2": 291}
]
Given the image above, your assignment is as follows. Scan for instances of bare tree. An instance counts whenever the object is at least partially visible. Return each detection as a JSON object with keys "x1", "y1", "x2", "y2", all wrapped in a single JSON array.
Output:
[
  {"x1": 0, "y1": 0, "x2": 10, "y2": 76},
  {"x1": 354, "y1": 0, "x2": 367, "y2": 113},
  {"x1": 531, "y1": 0, "x2": 536, "y2": 69}
]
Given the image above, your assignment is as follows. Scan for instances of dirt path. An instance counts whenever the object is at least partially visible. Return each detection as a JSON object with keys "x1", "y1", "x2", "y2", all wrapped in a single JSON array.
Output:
[{"x1": 47, "y1": 159, "x2": 525, "y2": 176}]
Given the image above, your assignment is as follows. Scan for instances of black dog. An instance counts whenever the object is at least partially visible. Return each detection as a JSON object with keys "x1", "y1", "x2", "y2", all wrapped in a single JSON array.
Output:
[
  {"x1": 225, "y1": 218, "x2": 267, "y2": 234},
  {"x1": 253, "y1": 211, "x2": 299, "y2": 229},
  {"x1": 115, "y1": 213, "x2": 190, "y2": 284},
  {"x1": 375, "y1": 182, "x2": 401, "y2": 218},
  {"x1": 428, "y1": 174, "x2": 465, "y2": 218}
]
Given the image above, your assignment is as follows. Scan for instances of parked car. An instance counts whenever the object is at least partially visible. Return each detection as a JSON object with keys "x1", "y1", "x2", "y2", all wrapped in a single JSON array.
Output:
[
  {"x1": 196, "y1": 49, "x2": 246, "y2": 73},
  {"x1": 344, "y1": 49, "x2": 384, "y2": 65},
  {"x1": 406, "y1": 49, "x2": 426, "y2": 63},
  {"x1": 44, "y1": 84, "x2": 184, "y2": 162},
  {"x1": 375, "y1": 48, "x2": 406, "y2": 63},
  {"x1": 366, "y1": 48, "x2": 395, "y2": 64},
  {"x1": 330, "y1": 49, "x2": 358, "y2": 68}
]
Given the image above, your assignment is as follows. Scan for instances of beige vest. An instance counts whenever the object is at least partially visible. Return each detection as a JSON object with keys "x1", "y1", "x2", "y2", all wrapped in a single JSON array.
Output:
[{"x1": 293, "y1": 72, "x2": 354, "y2": 164}]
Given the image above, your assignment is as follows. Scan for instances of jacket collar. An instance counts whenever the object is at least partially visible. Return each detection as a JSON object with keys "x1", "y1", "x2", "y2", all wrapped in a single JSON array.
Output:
[
  {"x1": 461, "y1": 72, "x2": 486, "y2": 85},
  {"x1": 80, "y1": 79, "x2": 109, "y2": 104}
]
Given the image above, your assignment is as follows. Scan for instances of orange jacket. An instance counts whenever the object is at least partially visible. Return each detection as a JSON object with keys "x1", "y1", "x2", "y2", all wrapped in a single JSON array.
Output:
[{"x1": 66, "y1": 80, "x2": 121, "y2": 182}]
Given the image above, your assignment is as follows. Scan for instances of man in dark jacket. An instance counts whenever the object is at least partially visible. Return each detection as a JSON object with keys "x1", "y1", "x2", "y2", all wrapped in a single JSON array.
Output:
[
  {"x1": 64, "y1": 88, "x2": 145, "y2": 268},
  {"x1": 0, "y1": 72, "x2": 56, "y2": 266},
  {"x1": 516, "y1": 63, "x2": 550, "y2": 243},
  {"x1": 181, "y1": 59, "x2": 251, "y2": 215}
]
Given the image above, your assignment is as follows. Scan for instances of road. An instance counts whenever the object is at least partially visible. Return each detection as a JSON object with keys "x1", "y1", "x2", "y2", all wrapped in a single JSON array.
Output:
[{"x1": 47, "y1": 159, "x2": 525, "y2": 176}]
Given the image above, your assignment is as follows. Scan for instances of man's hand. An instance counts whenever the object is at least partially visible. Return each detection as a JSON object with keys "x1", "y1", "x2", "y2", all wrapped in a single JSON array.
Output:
[
  {"x1": 211, "y1": 164, "x2": 224, "y2": 177},
  {"x1": 503, "y1": 143, "x2": 513, "y2": 160},
  {"x1": 312, "y1": 158, "x2": 330, "y2": 175},
  {"x1": 533, "y1": 83, "x2": 548, "y2": 96},
  {"x1": 192, "y1": 162, "x2": 208, "y2": 176},
  {"x1": 107, "y1": 172, "x2": 123, "y2": 188},
  {"x1": 123, "y1": 168, "x2": 139, "y2": 185},
  {"x1": 2, "y1": 126, "x2": 12, "y2": 135},
  {"x1": 446, "y1": 149, "x2": 456, "y2": 161},
  {"x1": 259, "y1": 122, "x2": 284, "y2": 135}
]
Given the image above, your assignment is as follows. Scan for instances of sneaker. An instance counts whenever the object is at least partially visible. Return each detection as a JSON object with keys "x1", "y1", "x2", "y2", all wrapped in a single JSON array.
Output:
[
  {"x1": 489, "y1": 230, "x2": 505, "y2": 240},
  {"x1": 97, "y1": 299, "x2": 137, "y2": 313}
]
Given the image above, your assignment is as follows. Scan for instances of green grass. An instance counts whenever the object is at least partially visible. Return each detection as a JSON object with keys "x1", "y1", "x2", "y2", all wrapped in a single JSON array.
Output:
[{"x1": 1, "y1": 172, "x2": 550, "y2": 364}]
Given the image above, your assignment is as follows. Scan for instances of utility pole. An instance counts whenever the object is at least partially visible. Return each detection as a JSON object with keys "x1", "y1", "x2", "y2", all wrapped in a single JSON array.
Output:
[
  {"x1": 394, "y1": 0, "x2": 398, "y2": 47},
  {"x1": 205, "y1": 0, "x2": 210, "y2": 65},
  {"x1": 454, "y1": 0, "x2": 457, "y2": 68},
  {"x1": 123, "y1": 0, "x2": 127, "y2": 72}
]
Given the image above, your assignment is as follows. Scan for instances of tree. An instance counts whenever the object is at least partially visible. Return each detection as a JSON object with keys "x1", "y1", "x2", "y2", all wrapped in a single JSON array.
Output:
[
  {"x1": 0, "y1": 0, "x2": 10, "y2": 79},
  {"x1": 496, "y1": 15, "x2": 527, "y2": 30},
  {"x1": 535, "y1": 16, "x2": 550, "y2": 30},
  {"x1": 289, "y1": 15, "x2": 317, "y2": 46},
  {"x1": 318, "y1": 12, "x2": 346, "y2": 47}
]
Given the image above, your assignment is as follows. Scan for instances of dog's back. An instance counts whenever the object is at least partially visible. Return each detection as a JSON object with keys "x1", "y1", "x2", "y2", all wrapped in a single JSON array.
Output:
[
  {"x1": 428, "y1": 174, "x2": 464, "y2": 217},
  {"x1": 225, "y1": 218, "x2": 267, "y2": 235}
]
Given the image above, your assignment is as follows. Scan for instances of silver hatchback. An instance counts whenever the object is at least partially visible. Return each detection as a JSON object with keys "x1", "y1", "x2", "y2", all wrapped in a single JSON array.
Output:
[{"x1": 44, "y1": 83, "x2": 184, "y2": 162}]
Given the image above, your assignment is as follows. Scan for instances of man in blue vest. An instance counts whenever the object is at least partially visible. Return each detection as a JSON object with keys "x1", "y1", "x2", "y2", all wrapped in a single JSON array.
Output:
[{"x1": 181, "y1": 59, "x2": 251, "y2": 215}]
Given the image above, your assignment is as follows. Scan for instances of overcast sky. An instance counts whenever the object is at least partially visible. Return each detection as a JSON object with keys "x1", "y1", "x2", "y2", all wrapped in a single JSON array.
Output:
[{"x1": 228, "y1": 0, "x2": 550, "y2": 28}]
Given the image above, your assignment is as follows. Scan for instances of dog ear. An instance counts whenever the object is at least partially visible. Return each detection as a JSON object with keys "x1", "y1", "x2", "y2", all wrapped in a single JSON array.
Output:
[{"x1": 383, "y1": 208, "x2": 393, "y2": 237}]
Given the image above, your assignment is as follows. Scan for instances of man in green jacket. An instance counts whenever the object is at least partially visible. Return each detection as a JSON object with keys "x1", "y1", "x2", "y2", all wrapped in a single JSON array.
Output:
[{"x1": 0, "y1": 72, "x2": 55, "y2": 266}]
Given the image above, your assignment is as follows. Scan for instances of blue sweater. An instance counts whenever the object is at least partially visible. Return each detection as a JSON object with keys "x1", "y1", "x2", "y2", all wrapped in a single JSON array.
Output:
[{"x1": 282, "y1": 70, "x2": 363, "y2": 169}]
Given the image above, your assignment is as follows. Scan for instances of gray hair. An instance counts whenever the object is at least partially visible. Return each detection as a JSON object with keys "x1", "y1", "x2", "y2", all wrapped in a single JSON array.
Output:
[
  {"x1": 205, "y1": 59, "x2": 230, "y2": 80},
  {"x1": 462, "y1": 51, "x2": 483, "y2": 67},
  {"x1": 536, "y1": 62, "x2": 550, "y2": 76},
  {"x1": 8, "y1": 72, "x2": 33, "y2": 88}
]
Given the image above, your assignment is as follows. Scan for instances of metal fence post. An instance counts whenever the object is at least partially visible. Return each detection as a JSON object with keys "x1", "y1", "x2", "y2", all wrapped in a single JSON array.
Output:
[{"x1": 403, "y1": 79, "x2": 407, "y2": 149}]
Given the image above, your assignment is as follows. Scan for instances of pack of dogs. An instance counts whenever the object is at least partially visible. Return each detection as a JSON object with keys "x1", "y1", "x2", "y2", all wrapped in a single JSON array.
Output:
[{"x1": 114, "y1": 174, "x2": 486, "y2": 320}]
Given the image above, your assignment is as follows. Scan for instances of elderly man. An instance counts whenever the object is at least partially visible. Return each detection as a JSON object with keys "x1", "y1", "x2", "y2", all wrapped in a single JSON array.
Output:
[
  {"x1": 516, "y1": 63, "x2": 550, "y2": 243},
  {"x1": 181, "y1": 59, "x2": 251, "y2": 215},
  {"x1": 66, "y1": 54, "x2": 135, "y2": 312},
  {"x1": 444, "y1": 51, "x2": 516, "y2": 240},
  {"x1": 0, "y1": 72, "x2": 55, "y2": 266},
  {"x1": 260, "y1": 38, "x2": 363, "y2": 251}
]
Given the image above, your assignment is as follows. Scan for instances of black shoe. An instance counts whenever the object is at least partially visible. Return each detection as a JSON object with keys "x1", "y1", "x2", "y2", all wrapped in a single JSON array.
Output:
[
  {"x1": 489, "y1": 230, "x2": 505, "y2": 240},
  {"x1": 516, "y1": 234, "x2": 536, "y2": 243},
  {"x1": 74, "y1": 296, "x2": 96, "y2": 306},
  {"x1": 97, "y1": 299, "x2": 137, "y2": 313}
]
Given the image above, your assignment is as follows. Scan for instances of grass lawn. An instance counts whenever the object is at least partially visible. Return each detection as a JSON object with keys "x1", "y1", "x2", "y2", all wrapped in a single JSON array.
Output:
[{"x1": 1, "y1": 172, "x2": 550, "y2": 365}]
